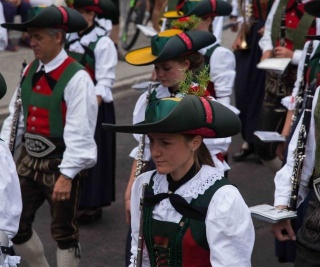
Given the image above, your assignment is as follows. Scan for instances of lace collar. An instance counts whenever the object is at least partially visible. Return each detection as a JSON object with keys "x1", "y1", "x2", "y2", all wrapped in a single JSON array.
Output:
[{"x1": 152, "y1": 165, "x2": 223, "y2": 199}]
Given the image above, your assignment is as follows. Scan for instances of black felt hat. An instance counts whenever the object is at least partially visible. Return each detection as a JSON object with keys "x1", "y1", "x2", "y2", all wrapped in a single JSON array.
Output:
[
  {"x1": 303, "y1": 1, "x2": 320, "y2": 39},
  {"x1": 67, "y1": 0, "x2": 118, "y2": 19},
  {"x1": 1, "y1": 5, "x2": 88, "y2": 33},
  {"x1": 125, "y1": 29, "x2": 216, "y2": 66},
  {"x1": 102, "y1": 95, "x2": 241, "y2": 138},
  {"x1": 0, "y1": 73, "x2": 7, "y2": 100},
  {"x1": 163, "y1": 0, "x2": 232, "y2": 19}
]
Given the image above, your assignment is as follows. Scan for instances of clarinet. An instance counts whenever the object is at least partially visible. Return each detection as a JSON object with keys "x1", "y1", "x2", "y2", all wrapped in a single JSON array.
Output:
[
  {"x1": 9, "y1": 60, "x2": 27, "y2": 155},
  {"x1": 275, "y1": 6, "x2": 287, "y2": 112},
  {"x1": 288, "y1": 79, "x2": 316, "y2": 211},
  {"x1": 292, "y1": 41, "x2": 314, "y2": 125},
  {"x1": 134, "y1": 183, "x2": 148, "y2": 267},
  {"x1": 134, "y1": 82, "x2": 160, "y2": 179}
]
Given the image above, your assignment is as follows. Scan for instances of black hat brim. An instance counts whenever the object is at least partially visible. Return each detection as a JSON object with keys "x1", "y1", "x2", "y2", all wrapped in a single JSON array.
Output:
[
  {"x1": 1, "y1": 6, "x2": 87, "y2": 33},
  {"x1": 102, "y1": 96, "x2": 241, "y2": 138}
]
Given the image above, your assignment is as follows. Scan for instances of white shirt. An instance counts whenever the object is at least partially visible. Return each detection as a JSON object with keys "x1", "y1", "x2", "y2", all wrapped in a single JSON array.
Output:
[
  {"x1": 259, "y1": 0, "x2": 320, "y2": 65},
  {"x1": 66, "y1": 25, "x2": 117, "y2": 103},
  {"x1": 129, "y1": 84, "x2": 232, "y2": 173},
  {"x1": 0, "y1": 141, "x2": 22, "y2": 241},
  {"x1": 274, "y1": 86, "x2": 320, "y2": 207},
  {"x1": 0, "y1": 49, "x2": 98, "y2": 179},
  {"x1": 199, "y1": 41, "x2": 236, "y2": 106},
  {"x1": 130, "y1": 165, "x2": 255, "y2": 267}
]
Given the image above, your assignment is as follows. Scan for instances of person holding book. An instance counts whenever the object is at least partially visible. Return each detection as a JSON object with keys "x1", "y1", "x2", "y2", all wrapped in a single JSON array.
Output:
[
  {"x1": 103, "y1": 94, "x2": 254, "y2": 267},
  {"x1": 232, "y1": 0, "x2": 275, "y2": 162},
  {"x1": 271, "y1": 2, "x2": 320, "y2": 265},
  {"x1": 255, "y1": 0, "x2": 320, "y2": 174}
]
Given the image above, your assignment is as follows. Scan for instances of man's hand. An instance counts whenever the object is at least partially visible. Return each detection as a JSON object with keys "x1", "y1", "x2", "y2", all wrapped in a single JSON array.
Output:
[
  {"x1": 271, "y1": 218, "x2": 296, "y2": 241},
  {"x1": 52, "y1": 175, "x2": 72, "y2": 202},
  {"x1": 274, "y1": 47, "x2": 293, "y2": 58}
]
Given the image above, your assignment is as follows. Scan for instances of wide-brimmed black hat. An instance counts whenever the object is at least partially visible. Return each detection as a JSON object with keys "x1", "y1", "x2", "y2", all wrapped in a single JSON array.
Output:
[
  {"x1": 67, "y1": 0, "x2": 118, "y2": 19},
  {"x1": 304, "y1": 1, "x2": 320, "y2": 40},
  {"x1": 1, "y1": 5, "x2": 88, "y2": 33},
  {"x1": 102, "y1": 95, "x2": 241, "y2": 138},
  {"x1": 0, "y1": 73, "x2": 7, "y2": 100},
  {"x1": 125, "y1": 29, "x2": 216, "y2": 66},
  {"x1": 163, "y1": 0, "x2": 232, "y2": 19}
]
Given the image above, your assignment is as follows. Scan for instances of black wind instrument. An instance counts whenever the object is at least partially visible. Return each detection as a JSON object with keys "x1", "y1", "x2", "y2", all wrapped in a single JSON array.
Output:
[{"x1": 288, "y1": 79, "x2": 317, "y2": 211}]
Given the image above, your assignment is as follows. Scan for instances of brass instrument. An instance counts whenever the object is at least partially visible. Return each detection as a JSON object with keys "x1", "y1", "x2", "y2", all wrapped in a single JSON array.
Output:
[
  {"x1": 134, "y1": 183, "x2": 148, "y2": 267},
  {"x1": 9, "y1": 60, "x2": 27, "y2": 155},
  {"x1": 275, "y1": 7, "x2": 287, "y2": 113},
  {"x1": 288, "y1": 79, "x2": 316, "y2": 210},
  {"x1": 238, "y1": 0, "x2": 253, "y2": 50}
]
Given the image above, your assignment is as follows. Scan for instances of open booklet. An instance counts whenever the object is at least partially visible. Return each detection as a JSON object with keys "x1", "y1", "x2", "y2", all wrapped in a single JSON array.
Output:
[
  {"x1": 256, "y1": 58, "x2": 291, "y2": 75},
  {"x1": 254, "y1": 131, "x2": 286, "y2": 143},
  {"x1": 250, "y1": 204, "x2": 297, "y2": 224}
]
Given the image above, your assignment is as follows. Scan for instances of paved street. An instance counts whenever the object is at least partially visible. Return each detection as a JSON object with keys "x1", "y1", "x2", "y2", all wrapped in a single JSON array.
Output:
[{"x1": 0, "y1": 3, "x2": 295, "y2": 266}]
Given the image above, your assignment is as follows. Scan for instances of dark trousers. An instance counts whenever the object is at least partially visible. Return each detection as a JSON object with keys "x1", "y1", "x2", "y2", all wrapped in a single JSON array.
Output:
[{"x1": 1, "y1": 0, "x2": 30, "y2": 23}]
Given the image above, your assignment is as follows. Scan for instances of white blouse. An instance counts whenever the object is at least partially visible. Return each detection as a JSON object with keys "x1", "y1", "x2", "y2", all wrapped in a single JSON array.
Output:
[
  {"x1": 130, "y1": 165, "x2": 255, "y2": 267},
  {"x1": 66, "y1": 26, "x2": 117, "y2": 103}
]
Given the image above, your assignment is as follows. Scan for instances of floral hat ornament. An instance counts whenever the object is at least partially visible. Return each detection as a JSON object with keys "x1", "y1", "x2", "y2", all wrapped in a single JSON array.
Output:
[
  {"x1": 171, "y1": 15, "x2": 203, "y2": 31},
  {"x1": 175, "y1": 65, "x2": 211, "y2": 98}
]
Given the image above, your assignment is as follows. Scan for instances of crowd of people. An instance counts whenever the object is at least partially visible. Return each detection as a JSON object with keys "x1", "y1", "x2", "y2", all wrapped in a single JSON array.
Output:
[{"x1": 1, "y1": 0, "x2": 320, "y2": 266}]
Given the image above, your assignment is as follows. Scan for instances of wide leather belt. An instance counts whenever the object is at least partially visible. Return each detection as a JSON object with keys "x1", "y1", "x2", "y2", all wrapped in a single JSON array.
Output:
[{"x1": 24, "y1": 133, "x2": 65, "y2": 158}]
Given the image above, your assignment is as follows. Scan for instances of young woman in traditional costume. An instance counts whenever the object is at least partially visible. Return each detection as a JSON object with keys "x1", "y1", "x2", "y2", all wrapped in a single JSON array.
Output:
[{"x1": 103, "y1": 94, "x2": 254, "y2": 266}]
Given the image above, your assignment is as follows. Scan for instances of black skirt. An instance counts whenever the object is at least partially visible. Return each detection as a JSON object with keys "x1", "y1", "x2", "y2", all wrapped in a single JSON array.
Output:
[{"x1": 79, "y1": 102, "x2": 116, "y2": 208}]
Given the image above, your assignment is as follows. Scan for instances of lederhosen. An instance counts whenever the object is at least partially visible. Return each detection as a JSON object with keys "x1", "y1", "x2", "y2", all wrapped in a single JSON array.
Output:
[
  {"x1": 255, "y1": 0, "x2": 316, "y2": 161},
  {"x1": 143, "y1": 173, "x2": 230, "y2": 267},
  {"x1": 12, "y1": 57, "x2": 86, "y2": 249},
  {"x1": 66, "y1": 28, "x2": 116, "y2": 208}
]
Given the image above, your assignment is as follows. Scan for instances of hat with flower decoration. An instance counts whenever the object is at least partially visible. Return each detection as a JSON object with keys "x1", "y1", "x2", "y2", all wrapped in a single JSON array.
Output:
[
  {"x1": 102, "y1": 95, "x2": 241, "y2": 138},
  {"x1": 1, "y1": 5, "x2": 88, "y2": 33},
  {"x1": 0, "y1": 73, "x2": 7, "y2": 100},
  {"x1": 163, "y1": 0, "x2": 232, "y2": 19},
  {"x1": 66, "y1": 0, "x2": 118, "y2": 20},
  {"x1": 125, "y1": 29, "x2": 216, "y2": 66}
]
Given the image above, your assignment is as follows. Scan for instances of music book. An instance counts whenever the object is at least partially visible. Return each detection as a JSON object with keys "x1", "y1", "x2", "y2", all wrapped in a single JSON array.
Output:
[
  {"x1": 256, "y1": 58, "x2": 291, "y2": 74},
  {"x1": 250, "y1": 204, "x2": 297, "y2": 224},
  {"x1": 254, "y1": 131, "x2": 286, "y2": 143}
]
